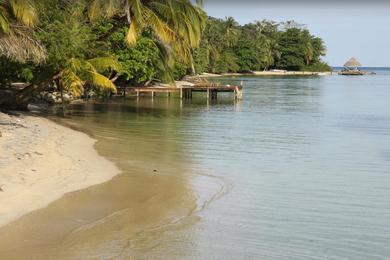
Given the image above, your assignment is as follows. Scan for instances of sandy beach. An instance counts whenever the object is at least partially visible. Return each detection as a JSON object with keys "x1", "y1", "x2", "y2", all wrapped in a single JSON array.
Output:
[{"x1": 0, "y1": 112, "x2": 120, "y2": 228}]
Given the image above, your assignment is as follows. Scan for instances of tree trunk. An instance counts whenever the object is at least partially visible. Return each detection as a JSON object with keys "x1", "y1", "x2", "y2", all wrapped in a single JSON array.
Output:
[
  {"x1": 0, "y1": 75, "x2": 59, "y2": 111},
  {"x1": 190, "y1": 49, "x2": 196, "y2": 76},
  {"x1": 125, "y1": 0, "x2": 131, "y2": 24},
  {"x1": 190, "y1": 62, "x2": 196, "y2": 76}
]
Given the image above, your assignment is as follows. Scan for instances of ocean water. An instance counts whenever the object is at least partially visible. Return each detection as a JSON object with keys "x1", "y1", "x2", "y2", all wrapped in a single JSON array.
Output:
[{"x1": 1, "y1": 73, "x2": 390, "y2": 259}]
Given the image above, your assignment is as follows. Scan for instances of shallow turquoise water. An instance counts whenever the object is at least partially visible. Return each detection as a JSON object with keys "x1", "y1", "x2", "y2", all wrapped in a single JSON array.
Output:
[
  {"x1": 49, "y1": 73, "x2": 390, "y2": 259},
  {"x1": 48, "y1": 74, "x2": 390, "y2": 258}
]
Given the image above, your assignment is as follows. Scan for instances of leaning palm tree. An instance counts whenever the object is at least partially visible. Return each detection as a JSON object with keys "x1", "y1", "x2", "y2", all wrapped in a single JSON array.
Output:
[
  {"x1": 60, "y1": 57, "x2": 121, "y2": 98},
  {"x1": 0, "y1": 0, "x2": 45, "y2": 62},
  {"x1": 88, "y1": 0, "x2": 206, "y2": 76}
]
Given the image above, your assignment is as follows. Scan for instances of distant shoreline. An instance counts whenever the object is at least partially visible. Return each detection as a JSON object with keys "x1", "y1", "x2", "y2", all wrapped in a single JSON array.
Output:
[{"x1": 193, "y1": 70, "x2": 333, "y2": 78}]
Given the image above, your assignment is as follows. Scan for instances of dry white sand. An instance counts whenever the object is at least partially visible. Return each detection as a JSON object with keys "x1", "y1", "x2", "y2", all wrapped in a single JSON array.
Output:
[{"x1": 0, "y1": 112, "x2": 120, "y2": 228}]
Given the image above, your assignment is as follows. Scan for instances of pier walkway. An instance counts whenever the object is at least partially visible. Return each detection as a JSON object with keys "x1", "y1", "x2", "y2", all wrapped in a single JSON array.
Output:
[{"x1": 117, "y1": 84, "x2": 243, "y2": 100}]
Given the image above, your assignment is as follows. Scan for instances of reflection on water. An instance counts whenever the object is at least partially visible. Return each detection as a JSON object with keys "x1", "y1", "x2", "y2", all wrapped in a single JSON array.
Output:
[{"x1": 1, "y1": 74, "x2": 390, "y2": 259}]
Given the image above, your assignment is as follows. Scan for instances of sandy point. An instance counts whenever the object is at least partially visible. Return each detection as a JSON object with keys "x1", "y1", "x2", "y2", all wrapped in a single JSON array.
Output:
[{"x1": 0, "y1": 112, "x2": 120, "y2": 228}]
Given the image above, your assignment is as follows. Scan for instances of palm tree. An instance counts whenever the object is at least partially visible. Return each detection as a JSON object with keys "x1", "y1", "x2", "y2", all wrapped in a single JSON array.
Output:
[
  {"x1": 87, "y1": 0, "x2": 206, "y2": 76},
  {"x1": 0, "y1": 0, "x2": 45, "y2": 62},
  {"x1": 302, "y1": 30, "x2": 314, "y2": 66},
  {"x1": 223, "y1": 16, "x2": 239, "y2": 47},
  {"x1": 60, "y1": 57, "x2": 121, "y2": 98},
  {"x1": 263, "y1": 38, "x2": 280, "y2": 71}
]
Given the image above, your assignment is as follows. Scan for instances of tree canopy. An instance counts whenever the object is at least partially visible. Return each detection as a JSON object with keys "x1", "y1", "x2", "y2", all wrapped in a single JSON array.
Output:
[{"x1": 193, "y1": 17, "x2": 330, "y2": 74}]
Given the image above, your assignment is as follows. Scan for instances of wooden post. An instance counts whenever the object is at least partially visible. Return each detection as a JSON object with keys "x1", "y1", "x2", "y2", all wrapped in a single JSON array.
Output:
[
  {"x1": 136, "y1": 90, "x2": 140, "y2": 97},
  {"x1": 180, "y1": 87, "x2": 183, "y2": 99},
  {"x1": 235, "y1": 87, "x2": 243, "y2": 100},
  {"x1": 207, "y1": 88, "x2": 210, "y2": 99}
]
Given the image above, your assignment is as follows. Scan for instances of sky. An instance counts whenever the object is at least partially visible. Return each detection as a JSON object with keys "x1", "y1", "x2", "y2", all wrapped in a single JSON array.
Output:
[{"x1": 204, "y1": 1, "x2": 390, "y2": 67}]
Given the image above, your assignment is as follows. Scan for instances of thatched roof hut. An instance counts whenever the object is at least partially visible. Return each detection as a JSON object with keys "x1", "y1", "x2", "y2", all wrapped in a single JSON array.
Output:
[{"x1": 344, "y1": 57, "x2": 362, "y2": 68}]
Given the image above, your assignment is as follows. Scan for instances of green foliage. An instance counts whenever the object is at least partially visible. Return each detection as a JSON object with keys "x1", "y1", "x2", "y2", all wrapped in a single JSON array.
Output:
[
  {"x1": 0, "y1": 58, "x2": 33, "y2": 84},
  {"x1": 1, "y1": 0, "x2": 331, "y2": 97},
  {"x1": 276, "y1": 28, "x2": 329, "y2": 71},
  {"x1": 108, "y1": 27, "x2": 159, "y2": 84},
  {"x1": 304, "y1": 62, "x2": 332, "y2": 72},
  {"x1": 60, "y1": 57, "x2": 120, "y2": 97},
  {"x1": 171, "y1": 59, "x2": 189, "y2": 80},
  {"x1": 193, "y1": 18, "x2": 329, "y2": 73}
]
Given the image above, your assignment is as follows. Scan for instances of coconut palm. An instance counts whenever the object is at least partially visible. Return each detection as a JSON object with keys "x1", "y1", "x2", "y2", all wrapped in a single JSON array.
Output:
[
  {"x1": 263, "y1": 38, "x2": 280, "y2": 71},
  {"x1": 302, "y1": 30, "x2": 314, "y2": 66},
  {"x1": 223, "y1": 16, "x2": 239, "y2": 47},
  {"x1": 60, "y1": 57, "x2": 121, "y2": 98},
  {"x1": 87, "y1": 0, "x2": 206, "y2": 75},
  {"x1": 0, "y1": 0, "x2": 37, "y2": 32},
  {"x1": 0, "y1": 0, "x2": 45, "y2": 62}
]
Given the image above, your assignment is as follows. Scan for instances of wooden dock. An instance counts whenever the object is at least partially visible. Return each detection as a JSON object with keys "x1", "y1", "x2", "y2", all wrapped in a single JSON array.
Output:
[{"x1": 119, "y1": 84, "x2": 243, "y2": 100}]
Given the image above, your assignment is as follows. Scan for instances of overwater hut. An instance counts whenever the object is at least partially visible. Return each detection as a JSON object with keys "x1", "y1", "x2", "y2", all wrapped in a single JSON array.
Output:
[{"x1": 339, "y1": 57, "x2": 364, "y2": 75}]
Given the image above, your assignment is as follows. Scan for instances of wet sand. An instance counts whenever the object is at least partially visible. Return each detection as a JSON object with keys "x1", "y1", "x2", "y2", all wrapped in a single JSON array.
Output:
[
  {"x1": 0, "y1": 108, "x2": 223, "y2": 259},
  {"x1": 0, "y1": 112, "x2": 119, "y2": 228}
]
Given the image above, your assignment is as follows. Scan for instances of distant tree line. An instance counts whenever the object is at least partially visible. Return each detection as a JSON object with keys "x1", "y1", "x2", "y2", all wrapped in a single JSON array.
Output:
[{"x1": 191, "y1": 17, "x2": 331, "y2": 75}]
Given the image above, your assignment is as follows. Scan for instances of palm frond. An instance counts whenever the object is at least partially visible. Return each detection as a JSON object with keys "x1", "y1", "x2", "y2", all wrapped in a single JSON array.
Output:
[
  {"x1": 8, "y1": 0, "x2": 37, "y2": 27},
  {"x1": 88, "y1": 0, "x2": 120, "y2": 21},
  {"x1": 60, "y1": 68, "x2": 84, "y2": 97},
  {"x1": 87, "y1": 57, "x2": 121, "y2": 72},
  {"x1": 0, "y1": 5, "x2": 9, "y2": 33},
  {"x1": 87, "y1": 70, "x2": 117, "y2": 93},
  {"x1": 0, "y1": 25, "x2": 46, "y2": 62},
  {"x1": 128, "y1": 0, "x2": 144, "y2": 23},
  {"x1": 126, "y1": 18, "x2": 140, "y2": 45},
  {"x1": 142, "y1": 6, "x2": 176, "y2": 44}
]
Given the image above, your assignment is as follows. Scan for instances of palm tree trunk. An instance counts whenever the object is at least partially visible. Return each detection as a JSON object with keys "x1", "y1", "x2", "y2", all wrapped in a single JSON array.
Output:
[
  {"x1": 0, "y1": 74, "x2": 59, "y2": 111},
  {"x1": 190, "y1": 61, "x2": 196, "y2": 76},
  {"x1": 125, "y1": 0, "x2": 131, "y2": 24},
  {"x1": 190, "y1": 50, "x2": 196, "y2": 76}
]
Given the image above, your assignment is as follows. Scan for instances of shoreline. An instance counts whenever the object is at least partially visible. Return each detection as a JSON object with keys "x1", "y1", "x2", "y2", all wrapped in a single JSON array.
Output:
[
  {"x1": 0, "y1": 112, "x2": 120, "y2": 228},
  {"x1": 191, "y1": 70, "x2": 332, "y2": 78},
  {"x1": 0, "y1": 109, "x2": 226, "y2": 258}
]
